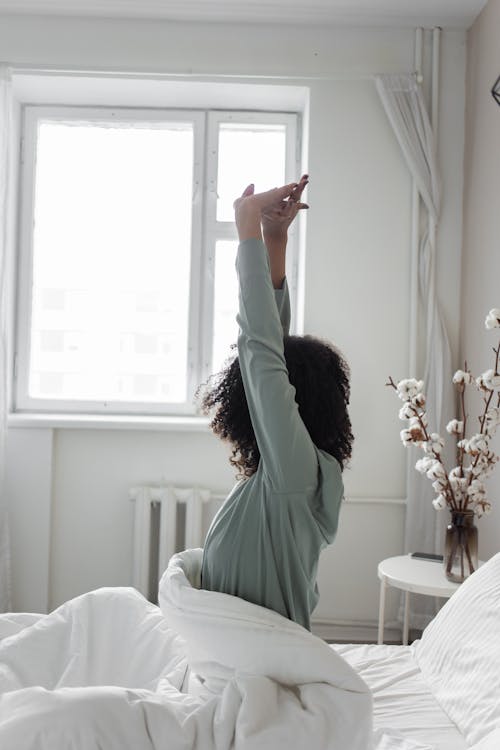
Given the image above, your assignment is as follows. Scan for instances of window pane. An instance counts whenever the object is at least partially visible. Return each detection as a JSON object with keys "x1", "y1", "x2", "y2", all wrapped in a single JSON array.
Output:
[
  {"x1": 216, "y1": 123, "x2": 287, "y2": 221},
  {"x1": 29, "y1": 119, "x2": 194, "y2": 403},
  {"x1": 212, "y1": 240, "x2": 239, "y2": 374}
]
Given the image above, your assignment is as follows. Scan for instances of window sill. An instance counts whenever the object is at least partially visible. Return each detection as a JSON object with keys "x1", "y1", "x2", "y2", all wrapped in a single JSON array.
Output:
[{"x1": 7, "y1": 412, "x2": 211, "y2": 432}]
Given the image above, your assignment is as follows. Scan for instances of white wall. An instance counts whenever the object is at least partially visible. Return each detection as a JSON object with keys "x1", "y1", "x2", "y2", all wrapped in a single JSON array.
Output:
[
  {"x1": 462, "y1": 0, "x2": 500, "y2": 560},
  {"x1": 2, "y1": 14, "x2": 467, "y2": 639}
]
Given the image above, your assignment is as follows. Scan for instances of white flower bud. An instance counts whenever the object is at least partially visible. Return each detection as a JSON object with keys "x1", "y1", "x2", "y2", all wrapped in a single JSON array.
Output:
[
  {"x1": 485, "y1": 308, "x2": 500, "y2": 330},
  {"x1": 396, "y1": 378, "x2": 425, "y2": 401},
  {"x1": 426, "y1": 461, "x2": 446, "y2": 480},
  {"x1": 449, "y1": 475, "x2": 467, "y2": 493},
  {"x1": 415, "y1": 456, "x2": 435, "y2": 474},
  {"x1": 469, "y1": 479, "x2": 486, "y2": 498},
  {"x1": 432, "y1": 479, "x2": 447, "y2": 492},
  {"x1": 400, "y1": 428, "x2": 413, "y2": 446},
  {"x1": 467, "y1": 433, "x2": 490, "y2": 456},
  {"x1": 476, "y1": 371, "x2": 499, "y2": 391},
  {"x1": 453, "y1": 370, "x2": 473, "y2": 386},
  {"x1": 482, "y1": 369, "x2": 500, "y2": 390},
  {"x1": 446, "y1": 419, "x2": 463, "y2": 435},
  {"x1": 411, "y1": 392, "x2": 426, "y2": 408},
  {"x1": 432, "y1": 494, "x2": 447, "y2": 510},
  {"x1": 429, "y1": 433, "x2": 445, "y2": 454},
  {"x1": 398, "y1": 403, "x2": 414, "y2": 420}
]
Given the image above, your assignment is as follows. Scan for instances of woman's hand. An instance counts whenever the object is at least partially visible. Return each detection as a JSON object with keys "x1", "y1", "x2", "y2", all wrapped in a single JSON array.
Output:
[
  {"x1": 233, "y1": 181, "x2": 304, "y2": 242},
  {"x1": 261, "y1": 174, "x2": 309, "y2": 240}
]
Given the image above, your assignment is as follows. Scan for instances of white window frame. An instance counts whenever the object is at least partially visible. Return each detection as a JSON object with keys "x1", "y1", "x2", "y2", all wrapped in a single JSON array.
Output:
[
  {"x1": 200, "y1": 111, "x2": 299, "y2": 386},
  {"x1": 14, "y1": 104, "x2": 300, "y2": 417}
]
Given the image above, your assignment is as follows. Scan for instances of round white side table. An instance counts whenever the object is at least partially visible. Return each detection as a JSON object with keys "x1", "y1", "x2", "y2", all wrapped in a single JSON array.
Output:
[{"x1": 377, "y1": 554, "x2": 463, "y2": 646}]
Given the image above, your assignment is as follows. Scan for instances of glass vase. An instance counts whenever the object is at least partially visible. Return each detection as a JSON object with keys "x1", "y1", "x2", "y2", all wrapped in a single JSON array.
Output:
[{"x1": 444, "y1": 510, "x2": 478, "y2": 583}]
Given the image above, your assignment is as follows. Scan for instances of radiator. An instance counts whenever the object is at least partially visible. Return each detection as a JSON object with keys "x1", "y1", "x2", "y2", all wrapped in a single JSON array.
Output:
[{"x1": 129, "y1": 485, "x2": 225, "y2": 601}]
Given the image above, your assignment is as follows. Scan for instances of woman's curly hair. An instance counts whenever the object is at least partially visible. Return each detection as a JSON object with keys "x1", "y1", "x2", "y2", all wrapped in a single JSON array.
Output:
[{"x1": 198, "y1": 335, "x2": 353, "y2": 478}]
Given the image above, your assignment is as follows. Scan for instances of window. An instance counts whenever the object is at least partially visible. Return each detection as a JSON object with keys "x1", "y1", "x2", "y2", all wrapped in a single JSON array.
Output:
[{"x1": 15, "y1": 105, "x2": 299, "y2": 416}]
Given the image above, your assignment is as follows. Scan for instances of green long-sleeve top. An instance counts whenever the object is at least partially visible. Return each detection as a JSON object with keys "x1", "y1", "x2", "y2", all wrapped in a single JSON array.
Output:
[{"x1": 201, "y1": 238, "x2": 344, "y2": 630}]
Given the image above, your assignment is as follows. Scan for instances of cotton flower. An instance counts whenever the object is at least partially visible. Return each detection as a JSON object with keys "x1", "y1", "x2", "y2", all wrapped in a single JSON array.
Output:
[
  {"x1": 409, "y1": 416, "x2": 426, "y2": 434},
  {"x1": 482, "y1": 369, "x2": 500, "y2": 390},
  {"x1": 400, "y1": 429, "x2": 413, "y2": 446},
  {"x1": 469, "y1": 479, "x2": 486, "y2": 499},
  {"x1": 470, "y1": 452, "x2": 497, "y2": 477},
  {"x1": 446, "y1": 419, "x2": 464, "y2": 435},
  {"x1": 398, "y1": 403, "x2": 415, "y2": 420},
  {"x1": 432, "y1": 479, "x2": 447, "y2": 493},
  {"x1": 449, "y1": 474, "x2": 467, "y2": 493},
  {"x1": 396, "y1": 378, "x2": 424, "y2": 401},
  {"x1": 448, "y1": 468, "x2": 465, "y2": 495},
  {"x1": 432, "y1": 494, "x2": 447, "y2": 510},
  {"x1": 400, "y1": 418, "x2": 426, "y2": 445},
  {"x1": 426, "y1": 461, "x2": 446, "y2": 480},
  {"x1": 478, "y1": 452, "x2": 500, "y2": 477},
  {"x1": 411, "y1": 392, "x2": 426, "y2": 408},
  {"x1": 484, "y1": 411, "x2": 499, "y2": 436},
  {"x1": 453, "y1": 370, "x2": 473, "y2": 386},
  {"x1": 465, "y1": 433, "x2": 490, "y2": 456},
  {"x1": 485, "y1": 309, "x2": 500, "y2": 330},
  {"x1": 476, "y1": 370, "x2": 500, "y2": 391},
  {"x1": 415, "y1": 456, "x2": 435, "y2": 474},
  {"x1": 424, "y1": 433, "x2": 444, "y2": 454}
]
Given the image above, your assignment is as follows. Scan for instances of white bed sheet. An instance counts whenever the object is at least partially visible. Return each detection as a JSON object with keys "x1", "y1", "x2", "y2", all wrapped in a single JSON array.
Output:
[{"x1": 332, "y1": 643, "x2": 467, "y2": 750}]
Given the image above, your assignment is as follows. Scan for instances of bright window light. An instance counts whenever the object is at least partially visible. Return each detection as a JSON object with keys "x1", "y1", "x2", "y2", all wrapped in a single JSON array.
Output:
[
  {"x1": 212, "y1": 240, "x2": 239, "y2": 374},
  {"x1": 29, "y1": 119, "x2": 193, "y2": 403},
  {"x1": 216, "y1": 123, "x2": 287, "y2": 222}
]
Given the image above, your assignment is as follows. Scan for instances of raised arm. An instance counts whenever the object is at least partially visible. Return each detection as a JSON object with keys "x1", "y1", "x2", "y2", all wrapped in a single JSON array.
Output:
[{"x1": 234, "y1": 180, "x2": 316, "y2": 491}]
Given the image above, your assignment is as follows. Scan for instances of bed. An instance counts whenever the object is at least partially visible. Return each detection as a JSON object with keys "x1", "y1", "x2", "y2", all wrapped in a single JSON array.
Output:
[
  {"x1": 0, "y1": 549, "x2": 498, "y2": 749},
  {"x1": 334, "y1": 549, "x2": 500, "y2": 750}
]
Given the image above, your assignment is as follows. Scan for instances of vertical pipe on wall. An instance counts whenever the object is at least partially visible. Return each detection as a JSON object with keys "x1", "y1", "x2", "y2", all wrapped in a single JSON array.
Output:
[
  {"x1": 431, "y1": 28, "x2": 441, "y2": 135},
  {"x1": 426, "y1": 27, "x2": 441, "y2": 366},
  {"x1": 409, "y1": 28, "x2": 423, "y2": 377}
]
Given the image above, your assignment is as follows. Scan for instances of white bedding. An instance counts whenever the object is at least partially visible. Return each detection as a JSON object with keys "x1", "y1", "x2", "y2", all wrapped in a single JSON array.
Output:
[
  {"x1": 0, "y1": 548, "x2": 376, "y2": 750},
  {"x1": 333, "y1": 644, "x2": 467, "y2": 750},
  {"x1": 3, "y1": 547, "x2": 486, "y2": 750}
]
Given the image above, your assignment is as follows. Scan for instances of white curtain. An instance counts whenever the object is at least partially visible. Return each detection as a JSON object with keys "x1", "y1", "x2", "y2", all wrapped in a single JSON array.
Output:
[
  {"x1": 375, "y1": 73, "x2": 454, "y2": 628},
  {"x1": 0, "y1": 65, "x2": 13, "y2": 612}
]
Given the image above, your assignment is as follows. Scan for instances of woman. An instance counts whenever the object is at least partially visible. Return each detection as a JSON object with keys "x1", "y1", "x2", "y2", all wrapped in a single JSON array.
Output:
[{"x1": 200, "y1": 177, "x2": 353, "y2": 630}]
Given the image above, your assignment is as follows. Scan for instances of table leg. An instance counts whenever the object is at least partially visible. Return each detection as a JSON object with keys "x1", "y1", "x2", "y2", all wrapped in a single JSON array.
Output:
[
  {"x1": 403, "y1": 590, "x2": 410, "y2": 646},
  {"x1": 377, "y1": 577, "x2": 387, "y2": 645}
]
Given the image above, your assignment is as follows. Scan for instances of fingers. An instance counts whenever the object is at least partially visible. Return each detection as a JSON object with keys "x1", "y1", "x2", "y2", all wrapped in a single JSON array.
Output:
[
  {"x1": 234, "y1": 177, "x2": 309, "y2": 214},
  {"x1": 241, "y1": 183, "x2": 255, "y2": 197},
  {"x1": 289, "y1": 174, "x2": 309, "y2": 203}
]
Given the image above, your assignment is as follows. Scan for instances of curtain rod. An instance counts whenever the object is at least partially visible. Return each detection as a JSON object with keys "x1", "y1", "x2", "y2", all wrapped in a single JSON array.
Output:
[{"x1": 1, "y1": 62, "x2": 421, "y2": 84}]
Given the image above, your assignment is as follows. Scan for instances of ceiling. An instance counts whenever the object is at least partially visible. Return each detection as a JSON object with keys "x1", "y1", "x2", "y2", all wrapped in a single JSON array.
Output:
[{"x1": 0, "y1": 0, "x2": 489, "y2": 29}]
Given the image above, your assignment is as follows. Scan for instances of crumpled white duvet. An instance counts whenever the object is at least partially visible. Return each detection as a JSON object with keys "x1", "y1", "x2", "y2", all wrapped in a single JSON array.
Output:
[{"x1": 0, "y1": 548, "x2": 374, "y2": 750}]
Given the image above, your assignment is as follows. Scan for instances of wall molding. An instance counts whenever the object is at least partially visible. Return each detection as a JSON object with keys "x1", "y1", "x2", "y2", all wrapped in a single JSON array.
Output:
[
  {"x1": 312, "y1": 618, "x2": 404, "y2": 644},
  {"x1": 344, "y1": 496, "x2": 406, "y2": 506},
  {"x1": 0, "y1": 1, "x2": 480, "y2": 30}
]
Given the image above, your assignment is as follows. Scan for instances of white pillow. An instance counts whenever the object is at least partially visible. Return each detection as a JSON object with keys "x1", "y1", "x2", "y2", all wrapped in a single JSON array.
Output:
[
  {"x1": 468, "y1": 729, "x2": 500, "y2": 750},
  {"x1": 415, "y1": 552, "x2": 500, "y2": 746}
]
